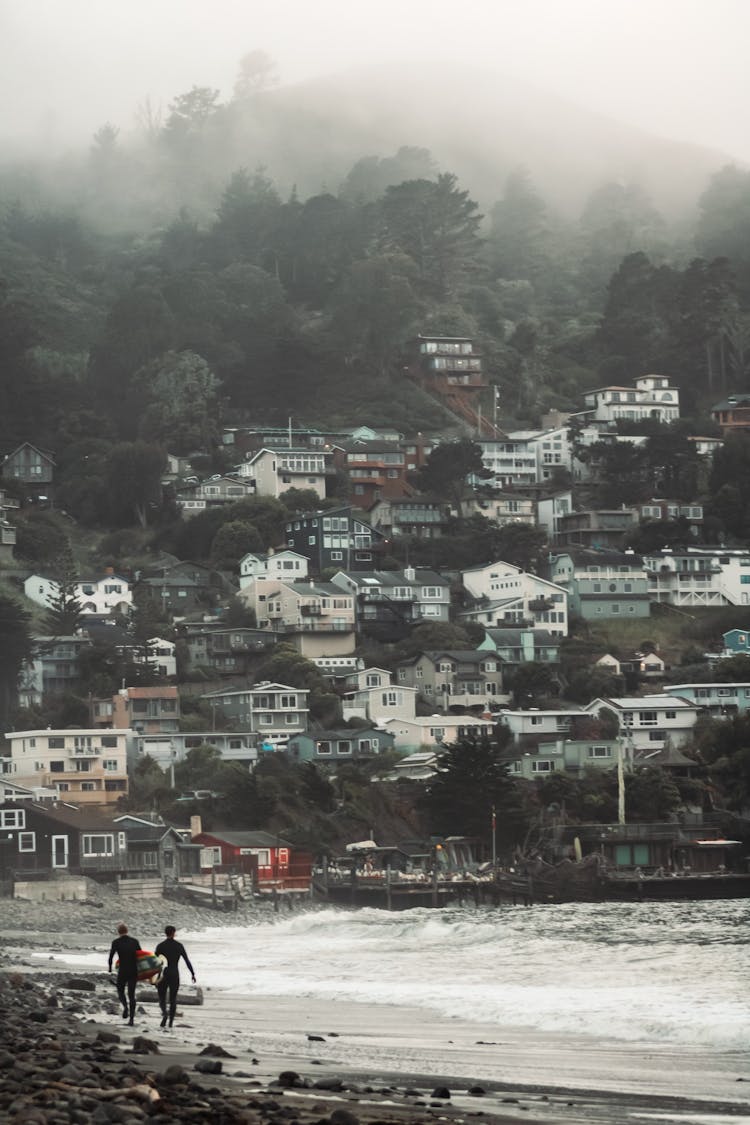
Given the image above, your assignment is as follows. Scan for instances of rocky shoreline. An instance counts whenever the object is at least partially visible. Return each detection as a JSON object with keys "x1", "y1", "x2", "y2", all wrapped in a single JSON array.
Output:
[{"x1": 1, "y1": 969, "x2": 526, "y2": 1125}]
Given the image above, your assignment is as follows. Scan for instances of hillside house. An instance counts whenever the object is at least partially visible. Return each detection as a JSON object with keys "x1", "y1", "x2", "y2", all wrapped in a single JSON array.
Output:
[
  {"x1": 24, "y1": 571, "x2": 132, "y2": 617},
  {"x1": 478, "y1": 628, "x2": 561, "y2": 666},
  {"x1": 284, "y1": 505, "x2": 386, "y2": 572},
  {"x1": 331, "y1": 566, "x2": 451, "y2": 641},
  {"x1": 236, "y1": 447, "x2": 330, "y2": 501},
  {"x1": 263, "y1": 580, "x2": 356, "y2": 657},
  {"x1": 238, "y1": 549, "x2": 309, "y2": 589},
  {"x1": 376, "y1": 715, "x2": 496, "y2": 754},
  {"x1": 286, "y1": 727, "x2": 395, "y2": 764},
  {"x1": 368, "y1": 495, "x2": 451, "y2": 539},
  {"x1": 199, "y1": 682, "x2": 309, "y2": 749},
  {"x1": 668, "y1": 682, "x2": 750, "y2": 717},
  {"x1": 460, "y1": 560, "x2": 568, "y2": 635},
  {"x1": 643, "y1": 548, "x2": 750, "y2": 607},
  {"x1": 91, "y1": 686, "x2": 180, "y2": 733},
  {"x1": 396, "y1": 650, "x2": 507, "y2": 711},
  {"x1": 582, "y1": 375, "x2": 680, "y2": 425},
  {"x1": 3, "y1": 728, "x2": 129, "y2": 806},
  {"x1": 549, "y1": 548, "x2": 651, "y2": 620},
  {"x1": 180, "y1": 622, "x2": 276, "y2": 675},
  {"x1": 584, "y1": 695, "x2": 701, "y2": 752}
]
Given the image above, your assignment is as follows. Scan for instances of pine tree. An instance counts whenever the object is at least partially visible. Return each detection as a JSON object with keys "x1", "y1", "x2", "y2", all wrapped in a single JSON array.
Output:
[{"x1": 44, "y1": 542, "x2": 84, "y2": 636}]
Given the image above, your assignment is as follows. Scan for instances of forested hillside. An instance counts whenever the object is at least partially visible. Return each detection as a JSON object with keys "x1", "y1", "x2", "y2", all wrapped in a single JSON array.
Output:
[{"x1": 2, "y1": 59, "x2": 750, "y2": 470}]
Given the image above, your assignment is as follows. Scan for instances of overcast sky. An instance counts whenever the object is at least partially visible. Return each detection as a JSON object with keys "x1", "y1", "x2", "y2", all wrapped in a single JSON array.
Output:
[{"x1": 2, "y1": 0, "x2": 749, "y2": 161}]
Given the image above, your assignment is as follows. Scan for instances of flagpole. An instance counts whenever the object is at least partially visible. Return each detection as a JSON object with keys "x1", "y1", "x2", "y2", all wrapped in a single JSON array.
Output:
[{"x1": 491, "y1": 805, "x2": 497, "y2": 866}]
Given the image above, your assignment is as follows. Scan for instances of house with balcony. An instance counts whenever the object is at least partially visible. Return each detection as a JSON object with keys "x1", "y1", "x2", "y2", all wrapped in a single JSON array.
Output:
[
  {"x1": 459, "y1": 561, "x2": 568, "y2": 635},
  {"x1": 368, "y1": 495, "x2": 451, "y2": 539},
  {"x1": 18, "y1": 634, "x2": 93, "y2": 708},
  {"x1": 376, "y1": 715, "x2": 497, "y2": 754},
  {"x1": 238, "y1": 549, "x2": 309, "y2": 589},
  {"x1": 396, "y1": 650, "x2": 508, "y2": 711},
  {"x1": 175, "y1": 474, "x2": 253, "y2": 516},
  {"x1": 637, "y1": 499, "x2": 704, "y2": 533},
  {"x1": 286, "y1": 727, "x2": 395, "y2": 764},
  {"x1": 711, "y1": 393, "x2": 750, "y2": 434},
  {"x1": 477, "y1": 435, "x2": 540, "y2": 488},
  {"x1": 406, "y1": 335, "x2": 500, "y2": 437},
  {"x1": 284, "y1": 505, "x2": 386, "y2": 573},
  {"x1": 668, "y1": 682, "x2": 750, "y2": 717},
  {"x1": 337, "y1": 439, "x2": 410, "y2": 508},
  {"x1": 235, "y1": 447, "x2": 331, "y2": 501},
  {"x1": 179, "y1": 622, "x2": 277, "y2": 675},
  {"x1": 263, "y1": 580, "x2": 356, "y2": 656},
  {"x1": 582, "y1": 375, "x2": 680, "y2": 425},
  {"x1": 556, "y1": 508, "x2": 639, "y2": 549},
  {"x1": 583, "y1": 694, "x2": 701, "y2": 752},
  {"x1": 133, "y1": 730, "x2": 259, "y2": 772},
  {"x1": 91, "y1": 685, "x2": 180, "y2": 733},
  {"x1": 199, "y1": 681, "x2": 310, "y2": 750},
  {"x1": 549, "y1": 548, "x2": 651, "y2": 620},
  {"x1": 331, "y1": 566, "x2": 451, "y2": 641},
  {"x1": 2, "y1": 728, "x2": 130, "y2": 806},
  {"x1": 462, "y1": 491, "x2": 536, "y2": 527},
  {"x1": 643, "y1": 548, "x2": 750, "y2": 607},
  {"x1": 536, "y1": 490, "x2": 574, "y2": 543},
  {"x1": 477, "y1": 628, "x2": 561, "y2": 666}
]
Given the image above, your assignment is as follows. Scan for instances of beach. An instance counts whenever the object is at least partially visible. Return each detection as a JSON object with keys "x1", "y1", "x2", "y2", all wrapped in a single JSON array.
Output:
[{"x1": 1, "y1": 891, "x2": 749, "y2": 1124}]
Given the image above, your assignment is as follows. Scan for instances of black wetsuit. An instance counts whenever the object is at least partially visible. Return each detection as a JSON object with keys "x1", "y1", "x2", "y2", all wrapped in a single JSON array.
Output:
[
  {"x1": 155, "y1": 937, "x2": 195, "y2": 1026},
  {"x1": 108, "y1": 934, "x2": 141, "y2": 1021}
]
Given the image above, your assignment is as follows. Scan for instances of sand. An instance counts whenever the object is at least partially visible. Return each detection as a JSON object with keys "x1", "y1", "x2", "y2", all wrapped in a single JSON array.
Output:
[{"x1": 2, "y1": 893, "x2": 750, "y2": 1124}]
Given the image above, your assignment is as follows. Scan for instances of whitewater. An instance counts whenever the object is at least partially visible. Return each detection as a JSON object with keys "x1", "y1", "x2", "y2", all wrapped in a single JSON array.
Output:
[{"x1": 180, "y1": 898, "x2": 750, "y2": 1051}]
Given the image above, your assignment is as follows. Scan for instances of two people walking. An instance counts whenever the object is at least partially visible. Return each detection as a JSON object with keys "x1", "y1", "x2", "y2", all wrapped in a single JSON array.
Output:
[{"x1": 108, "y1": 923, "x2": 196, "y2": 1029}]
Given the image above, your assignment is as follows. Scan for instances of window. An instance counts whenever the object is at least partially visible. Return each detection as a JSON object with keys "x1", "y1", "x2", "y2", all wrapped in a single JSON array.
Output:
[
  {"x1": 358, "y1": 738, "x2": 378, "y2": 752},
  {"x1": 638, "y1": 711, "x2": 657, "y2": 725},
  {"x1": 0, "y1": 809, "x2": 25, "y2": 829},
  {"x1": 74, "y1": 760, "x2": 92, "y2": 772},
  {"x1": 280, "y1": 694, "x2": 297, "y2": 708},
  {"x1": 382, "y1": 691, "x2": 399, "y2": 706},
  {"x1": 317, "y1": 741, "x2": 332, "y2": 755},
  {"x1": 82, "y1": 834, "x2": 115, "y2": 856},
  {"x1": 48, "y1": 737, "x2": 65, "y2": 749},
  {"x1": 103, "y1": 759, "x2": 118, "y2": 771},
  {"x1": 81, "y1": 782, "x2": 96, "y2": 791},
  {"x1": 588, "y1": 746, "x2": 611, "y2": 758},
  {"x1": 648, "y1": 730, "x2": 665, "y2": 742},
  {"x1": 532, "y1": 760, "x2": 554, "y2": 772},
  {"x1": 337, "y1": 740, "x2": 352, "y2": 755},
  {"x1": 19, "y1": 832, "x2": 36, "y2": 852}
]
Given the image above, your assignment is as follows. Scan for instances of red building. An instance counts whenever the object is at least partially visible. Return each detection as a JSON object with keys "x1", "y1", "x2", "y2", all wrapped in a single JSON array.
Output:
[
  {"x1": 406, "y1": 335, "x2": 503, "y2": 438},
  {"x1": 190, "y1": 826, "x2": 312, "y2": 895}
]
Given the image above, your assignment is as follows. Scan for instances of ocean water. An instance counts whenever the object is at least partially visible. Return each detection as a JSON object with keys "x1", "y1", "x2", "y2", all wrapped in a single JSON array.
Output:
[{"x1": 180, "y1": 898, "x2": 750, "y2": 1051}]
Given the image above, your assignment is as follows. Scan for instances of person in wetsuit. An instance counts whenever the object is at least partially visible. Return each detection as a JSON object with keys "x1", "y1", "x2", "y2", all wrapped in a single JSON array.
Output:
[
  {"x1": 108, "y1": 922, "x2": 141, "y2": 1025},
  {"x1": 155, "y1": 925, "x2": 196, "y2": 1029}
]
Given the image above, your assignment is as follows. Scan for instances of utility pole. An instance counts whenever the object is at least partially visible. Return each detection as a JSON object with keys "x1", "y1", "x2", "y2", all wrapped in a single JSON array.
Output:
[{"x1": 491, "y1": 805, "x2": 497, "y2": 866}]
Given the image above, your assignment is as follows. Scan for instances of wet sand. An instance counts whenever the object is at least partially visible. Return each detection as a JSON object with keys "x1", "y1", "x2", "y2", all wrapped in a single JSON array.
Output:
[{"x1": 3, "y1": 918, "x2": 750, "y2": 1125}]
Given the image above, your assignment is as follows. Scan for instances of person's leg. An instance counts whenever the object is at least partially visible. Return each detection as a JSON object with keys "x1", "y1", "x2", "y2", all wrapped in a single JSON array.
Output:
[
  {"x1": 127, "y1": 976, "x2": 137, "y2": 1024},
  {"x1": 168, "y1": 980, "x2": 179, "y2": 1027},
  {"x1": 157, "y1": 980, "x2": 168, "y2": 1026},
  {"x1": 116, "y1": 974, "x2": 128, "y2": 1018}
]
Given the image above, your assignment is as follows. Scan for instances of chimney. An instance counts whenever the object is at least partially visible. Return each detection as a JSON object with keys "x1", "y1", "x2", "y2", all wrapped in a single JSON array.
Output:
[{"x1": 190, "y1": 815, "x2": 202, "y2": 839}]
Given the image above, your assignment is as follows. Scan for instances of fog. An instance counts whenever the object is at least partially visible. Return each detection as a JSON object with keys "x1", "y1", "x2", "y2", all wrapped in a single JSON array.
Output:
[{"x1": 3, "y1": 0, "x2": 749, "y2": 163}]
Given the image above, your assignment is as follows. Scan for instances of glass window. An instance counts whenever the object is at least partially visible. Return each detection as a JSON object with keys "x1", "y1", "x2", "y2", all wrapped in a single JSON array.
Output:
[{"x1": 19, "y1": 831, "x2": 36, "y2": 851}]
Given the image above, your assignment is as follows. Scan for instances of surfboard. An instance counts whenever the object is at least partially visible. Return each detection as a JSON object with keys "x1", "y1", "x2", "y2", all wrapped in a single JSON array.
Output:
[{"x1": 115, "y1": 950, "x2": 166, "y2": 983}]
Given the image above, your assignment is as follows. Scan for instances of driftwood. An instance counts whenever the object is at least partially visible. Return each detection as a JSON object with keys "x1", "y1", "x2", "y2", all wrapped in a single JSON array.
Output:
[{"x1": 46, "y1": 1079, "x2": 161, "y2": 1104}]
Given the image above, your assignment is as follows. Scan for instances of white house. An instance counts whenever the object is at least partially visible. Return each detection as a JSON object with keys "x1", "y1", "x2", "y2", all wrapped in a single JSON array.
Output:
[
  {"x1": 376, "y1": 715, "x2": 496, "y2": 754},
  {"x1": 460, "y1": 561, "x2": 568, "y2": 635},
  {"x1": 342, "y1": 678, "x2": 418, "y2": 724},
  {"x1": 495, "y1": 707, "x2": 589, "y2": 742},
  {"x1": 3, "y1": 728, "x2": 130, "y2": 806},
  {"x1": 582, "y1": 375, "x2": 680, "y2": 425},
  {"x1": 236, "y1": 448, "x2": 330, "y2": 501},
  {"x1": 24, "y1": 572, "x2": 132, "y2": 616},
  {"x1": 238, "y1": 549, "x2": 309, "y2": 589},
  {"x1": 644, "y1": 548, "x2": 750, "y2": 607},
  {"x1": 668, "y1": 682, "x2": 750, "y2": 717},
  {"x1": 584, "y1": 695, "x2": 701, "y2": 752}
]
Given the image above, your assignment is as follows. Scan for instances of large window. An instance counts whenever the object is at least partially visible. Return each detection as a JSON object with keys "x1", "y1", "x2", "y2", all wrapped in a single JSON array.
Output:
[
  {"x1": 82, "y1": 834, "x2": 115, "y2": 856},
  {"x1": 18, "y1": 832, "x2": 35, "y2": 852}
]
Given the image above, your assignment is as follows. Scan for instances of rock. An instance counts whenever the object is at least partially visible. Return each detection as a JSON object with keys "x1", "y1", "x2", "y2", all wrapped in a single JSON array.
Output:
[
  {"x1": 468, "y1": 1085, "x2": 486, "y2": 1096},
  {"x1": 64, "y1": 977, "x2": 96, "y2": 991},
  {"x1": 275, "y1": 1070, "x2": 306, "y2": 1088},
  {"x1": 312, "y1": 1076, "x2": 345, "y2": 1091},
  {"x1": 307, "y1": 1033, "x2": 326, "y2": 1042},
  {"x1": 194, "y1": 1059, "x2": 223, "y2": 1074},
  {"x1": 198, "y1": 1042, "x2": 236, "y2": 1057},
  {"x1": 95, "y1": 1030, "x2": 121, "y2": 1043},
  {"x1": 129, "y1": 1036, "x2": 160, "y2": 1055},
  {"x1": 159, "y1": 1065, "x2": 190, "y2": 1086},
  {"x1": 432, "y1": 1086, "x2": 451, "y2": 1099},
  {"x1": 329, "y1": 1109, "x2": 360, "y2": 1125}
]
